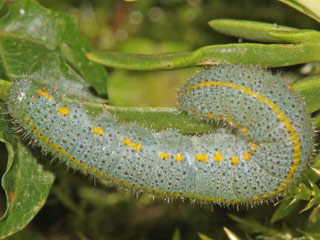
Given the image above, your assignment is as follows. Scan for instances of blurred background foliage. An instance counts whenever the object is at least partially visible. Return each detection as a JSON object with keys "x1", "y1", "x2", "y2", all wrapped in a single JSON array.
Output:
[{"x1": 4, "y1": 0, "x2": 320, "y2": 239}]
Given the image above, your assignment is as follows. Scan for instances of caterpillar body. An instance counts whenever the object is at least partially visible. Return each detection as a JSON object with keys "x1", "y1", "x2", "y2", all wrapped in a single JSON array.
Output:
[{"x1": 7, "y1": 65, "x2": 314, "y2": 205}]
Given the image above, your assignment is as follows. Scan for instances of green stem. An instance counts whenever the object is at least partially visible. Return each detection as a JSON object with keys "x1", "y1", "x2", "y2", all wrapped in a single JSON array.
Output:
[{"x1": 86, "y1": 43, "x2": 320, "y2": 70}]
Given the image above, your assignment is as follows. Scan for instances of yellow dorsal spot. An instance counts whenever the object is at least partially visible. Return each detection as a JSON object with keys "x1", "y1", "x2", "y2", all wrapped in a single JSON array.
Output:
[
  {"x1": 213, "y1": 151, "x2": 223, "y2": 162},
  {"x1": 176, "y1": 154, "x2": 184, "y2": 162},
  {"x1": 37, "y1": 89, "x2": 52, "y2": 100},
  {"x1": 250, "y1": 142, "x2": 257, "y2": 149},
  {"x1": 243, "y1": 152, "x2": 250, "y2": 161},
  {"x1": 241, "y1": 128, "x2": 248, "y2": 134},
  {"x1": 195, "y1": 154, "x2": 208, "y2": 163},
  {"x1": 133, "y1": 143, "x2": 142, "y2": 151},
  {"x1": 159, "y1": 152, "x2": 169, "y2": 160},
  {"x1": 92, "y1": 127, "x2": 105, "y2": 135},
  {"x1": 122, "y1": 138, "x2": 141, "y2": 151},
  {"x1": 225, "y1": 117, "x2": 231, "y2": 123},
  {"x1": 231, "y1": 157, "x2": 239, "y2": 166},
  {"x1": 207, "y1": 112, "x2": 215, "y2": 118},
  {"x1": 57, "y1": 107, "x2": 70, "y2": 116}
]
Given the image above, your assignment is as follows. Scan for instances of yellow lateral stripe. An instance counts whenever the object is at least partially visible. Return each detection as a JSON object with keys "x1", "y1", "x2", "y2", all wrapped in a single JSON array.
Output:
[
  {"x1": 37, "y1": 89, "x2": 52, "y2": 100},
  {"x1": 122, "y1": 138, "x2": 142, "y2": 151},
  {"x1": 206, "y1": 112, "x2": 241, "y2": 129},
  {"x1": 22, "y1": 115, "x2": 287, "y2": 204},
  {"x1": 23, "y1": 116, "x2": 129, "y2": 186},
  {"x1": 184, "y1": 81, "x2": 300, "y2": 201}
]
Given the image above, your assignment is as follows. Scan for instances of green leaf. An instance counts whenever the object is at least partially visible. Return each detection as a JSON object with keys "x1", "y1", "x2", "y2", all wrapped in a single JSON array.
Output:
[
  {"x1": 298, "y1": 229, "x2": 320, "y2": 240},
  {"x1": 209, "y1": 19, "x2": 320, "y2": 44},
  {"x1": 197, "y1": 233, "x2": 214, "y2": 240},
  {"x1": 304, "y1": 207, "x2": 320, "y2": 234},
  {"x1": 87, "y1": 43, "x2": 320, "y2": 70},
  {"x1": 301, "y1": 194, "x2": 320, "y2": 213},
  {"x1": 312, "y1": 153, "x2": 320, "y2": 171},
  {"x1": 313, "y1": 112, "x2": 320, "y2": 128},
  {"x1": 294, "y1": 183, "x2": 313, "y2": 201},
  {"x1": 0, "y1": 0, "x2": 108, "y2": 96},
  {"x1": 105, "y1": 105, "x2": 218, "y2": 134},
  {"x1": 171, "y1": 228, "x2": 181, "y2": 240},
  {"x1": 208, "y1": 19, "x2": 296, "y2": 43},
  {"x1": 0, "y1": 79, "x2": 12, "y2": 101},
  {"x1": 279, "y1": 0, "x2": 320, "y2": 23},
  {"x1": 293, "y1": 75, "x2": 320, "y2": 113},
  {"x1": 5, "y1": 226, "x2": 45, "y2": 240},
  {"x1": 300, "y1": 182, "x2": 320, "y2": 212},
  {"x1": 0, "y1": 103, "x2": 55, "y2": 239},
  {"x1": 310, "y1": 167, "x2": 320, "y2": 178},
  {"x1": 271, "y1": 198, "x2": 301, "y2": 223},
  {"x1": 269, "y1": 30, "x2": 320, "y2": 43},
  {"x1": 223, "y1": 227, "x2": 241, "y2": 240},
  {"x1": 228, "y1": 214, "x2": 278, "y2": 235},
  {"x1": 78, "y1": 99, "x2": 218, "y2": 134}
]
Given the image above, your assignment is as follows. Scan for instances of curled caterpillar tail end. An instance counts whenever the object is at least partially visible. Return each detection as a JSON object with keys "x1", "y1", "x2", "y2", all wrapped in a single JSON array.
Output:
[
  {"x1": 179, "y1": 65, "x2": 314, "y2": 204},
  {"x1": 6, "y1": 65, "x2": 314, "y2": 207}
]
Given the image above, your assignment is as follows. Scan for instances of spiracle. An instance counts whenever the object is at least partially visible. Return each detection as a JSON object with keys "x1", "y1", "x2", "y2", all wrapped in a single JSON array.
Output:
[{"x1": 6, "y1": 65, "x2": 314, "y2": 206}]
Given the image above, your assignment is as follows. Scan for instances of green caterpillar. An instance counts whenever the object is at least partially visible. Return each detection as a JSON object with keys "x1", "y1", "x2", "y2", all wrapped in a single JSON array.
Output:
[{"x1": 7, "y1": 65, "x2": 314, "y2": 205}]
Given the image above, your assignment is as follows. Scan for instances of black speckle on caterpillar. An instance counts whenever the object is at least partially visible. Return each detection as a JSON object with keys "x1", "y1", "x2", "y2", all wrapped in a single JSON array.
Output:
[{"x1": 6, "y1": 65, "x2": 314, "y2": 206}]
